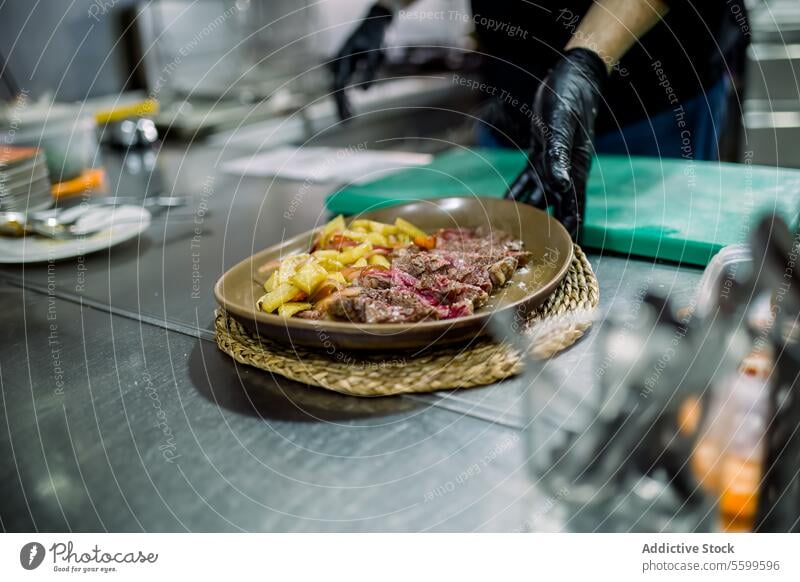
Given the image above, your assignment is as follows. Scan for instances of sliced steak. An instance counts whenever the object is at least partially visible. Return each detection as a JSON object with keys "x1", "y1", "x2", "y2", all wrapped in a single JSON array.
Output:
[
  {"x1": 325, "y1": 227, "x2": 529, "y2": 324},
  {"x1": 391, "y1": 248, "x2": 451, "y2": 279},
  {"x1": 328, "y1": 287, "x2": 439, "y2": 324},
  {"x1": 435, "y1": 227, "x2": 533, "y2": 266},
  {"x1": 416, "y1": 273, "x2": 489, "y2": 310}
]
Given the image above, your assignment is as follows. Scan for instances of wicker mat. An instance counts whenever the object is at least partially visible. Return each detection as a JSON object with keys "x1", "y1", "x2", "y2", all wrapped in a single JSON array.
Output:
[{"x1": 215, "y1": 245, "x2": 599, "y2": 397}]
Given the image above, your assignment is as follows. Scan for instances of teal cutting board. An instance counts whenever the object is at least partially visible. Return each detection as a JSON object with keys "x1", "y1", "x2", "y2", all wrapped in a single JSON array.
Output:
[{"x1": 326, "y1": 148, "x2": 800, "y2": 266}]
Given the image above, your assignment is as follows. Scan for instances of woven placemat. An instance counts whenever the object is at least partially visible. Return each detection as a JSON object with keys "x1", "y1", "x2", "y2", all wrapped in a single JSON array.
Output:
[{"x1": 215, "y1": 245, "x2": 599, "y2": 397}]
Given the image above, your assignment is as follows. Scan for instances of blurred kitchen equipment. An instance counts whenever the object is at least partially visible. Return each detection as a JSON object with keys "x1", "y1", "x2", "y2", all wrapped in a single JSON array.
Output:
[
  {"x1": 694, "y1": 243, "x2": 752, "y2": 314},
  {"x1": 106, "y1": 118, "x2": 159, "y2": 149},
  {"x1": 94, "y1": 98, "x2": 159, "y2": 126},
  {"x1": 93, "y1": 98, "x2": 160, "y2": 148},
  {"x1": 743, "y1": 1, "x2": 800, "y2": 167},
  {"x1": 748, "y1": 215, "x2": 800, "y2": 532},
  {"x1": 131, "y1": 0, "x2": 474, "y2": 137},
  {"x1": 129, "y1": 0, "x2": 308, "y2": 137},
  {"x1": 690, "y1": 218, "x2": 800, "y2": 533},
  {"x1": 0, "y1": 100, "x2": 99, "y2": 182},
  {"x1": 487, "y1": 291, "x2": 717, "y2": 532},
  {"x1": 519, "y1": 213, "x2": 800, "y2": 532},
  {"x1": 132, "y1": 0, "x2": 256, "y2": 101},
  {"x1": 0, "y1": 147, "x2": 53, "y2": 212},
  {"x1": 522, "y1": 297, "x2": 719, "y2": 532},
  {"x1": 209, "y1": 76, "x2": 457, "y2": 148}
]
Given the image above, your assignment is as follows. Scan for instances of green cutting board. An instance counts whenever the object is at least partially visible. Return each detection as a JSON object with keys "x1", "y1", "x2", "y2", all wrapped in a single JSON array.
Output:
[{"x1": 326, "y1": 148, "x2": 800, "y2": 266}]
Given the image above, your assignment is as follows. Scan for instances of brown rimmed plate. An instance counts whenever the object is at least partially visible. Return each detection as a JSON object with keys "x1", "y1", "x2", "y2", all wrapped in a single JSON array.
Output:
[{"x1": 214, "y1": 197, "x2": 573, "y2": 351}]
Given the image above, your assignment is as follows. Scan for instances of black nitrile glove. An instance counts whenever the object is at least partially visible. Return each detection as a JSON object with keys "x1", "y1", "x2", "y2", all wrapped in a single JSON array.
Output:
[
  {"x1": 505, "y1": 48, "x2": 608, "y2": 240},
  {"x1": 330, "y1": 3, "x2": 393, "y2": 121}
]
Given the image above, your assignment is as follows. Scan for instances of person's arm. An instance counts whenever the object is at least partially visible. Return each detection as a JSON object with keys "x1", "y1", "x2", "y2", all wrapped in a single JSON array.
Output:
[
  {"x1": 566, "y1": 0, "x2": 670, "y2": 71},
  {"x1": 506, "y1": 0, "x2": 670, "y2": 238}
]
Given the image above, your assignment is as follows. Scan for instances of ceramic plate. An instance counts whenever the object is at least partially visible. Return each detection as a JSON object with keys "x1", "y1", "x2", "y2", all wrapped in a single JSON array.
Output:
[{"x1": 215, "y1": 197, "x2": 573, "y2": 350}]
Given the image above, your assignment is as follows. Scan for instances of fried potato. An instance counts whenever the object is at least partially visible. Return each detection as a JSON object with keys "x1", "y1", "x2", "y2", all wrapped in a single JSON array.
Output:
[
  {"x1": 257, "y1": 283, "x2": 301, "y2": 313},
  {"x1": 365, "y1": 232, "x2": 389, "y2": 246},
  {"x1": 312, "y1": 249, "x2": 340, "y2": 260},
  {"x1": 350, "y1": 219, "x2": 371, "y2": 230},
  {"x1": 368, "y1": 220, "x2": 398, "y2": 235},
  {"x1": 338, "y1": 242, "x2": 372, "y2": 265},
  {"x1": 322, "y1": 215, "x2": 345, "y2": 236},
  {"x1": 276, "y1": 253, "x2": 311, "y2": 285},
  {"x1": 394, "y1": 217, "x2": 427, "y2": 240},
  {"x1": 290, "y1": 261, "x2": 328, "y2": 295},
  {"x1": 341, "y1": 229, "x2": 368, "y2": 242},
  {"x1": 368, "y1": 254, "x2": 391, "y2": 269},
  {"x1": 389, "y1": 233, "x2": 411, "y2": 246},
  {"x1": 326, "y1": 271, "x2": 347, "y2": 285},
  {"x1": 316, "y1": 257, "x2": 345, "y2": 272},
  {"x1": 350, "y1": 219, "x2": 398, "y2": 235},
  {"x1": 263, "y1": 270, "x2": 277, "y2": 292}
]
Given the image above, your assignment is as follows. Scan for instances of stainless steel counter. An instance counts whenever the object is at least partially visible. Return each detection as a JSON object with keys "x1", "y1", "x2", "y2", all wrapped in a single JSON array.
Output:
[{"x1": 0, "y1": 135, "x2": 705, "y2": 531}]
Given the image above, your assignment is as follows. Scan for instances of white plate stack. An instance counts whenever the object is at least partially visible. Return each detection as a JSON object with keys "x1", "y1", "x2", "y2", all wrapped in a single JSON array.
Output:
[{"x1": 0, "y1": 146, "x2": 53, "y2": 212}]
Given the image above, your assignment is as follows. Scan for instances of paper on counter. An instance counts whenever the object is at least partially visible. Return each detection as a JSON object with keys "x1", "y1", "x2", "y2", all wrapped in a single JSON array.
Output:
[{"x1": 221, "y1": 147, "x2": 432, "y2": 184}]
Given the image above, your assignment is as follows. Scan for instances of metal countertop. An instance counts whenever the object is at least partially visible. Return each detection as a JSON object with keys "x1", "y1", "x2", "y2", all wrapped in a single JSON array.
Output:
[{"x1": 0, "y1": 139, "x2": 704, "y2": 531}]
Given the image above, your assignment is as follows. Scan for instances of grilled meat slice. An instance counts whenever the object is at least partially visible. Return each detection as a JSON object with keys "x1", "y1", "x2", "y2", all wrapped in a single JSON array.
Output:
[
  {"x1": 325, "y1": 227, "x2": 529, "y2": 323},
  {"x1": 391, "y1": 248, "x2": 451, "y2": 279},
  {"x1": 357, "y1": 266, "x2": 417, "y2": 289},
  {"x1": 415, "y1": 273, "x2": 489, "y2": 310},
  {"x1": 328, "y1": 287, "x2": 439, "y2": 324},
  {"x1": 393, "y1": 246, "x2": 498, "y2": 293},
  {"x1": 435, "y1": 227, "x2": 532, "y2": 265}
]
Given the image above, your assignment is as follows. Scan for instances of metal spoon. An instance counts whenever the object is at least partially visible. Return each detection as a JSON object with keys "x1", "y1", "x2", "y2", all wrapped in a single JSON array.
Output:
[
  {"x1": 0, "y1": 208, "x2": 110, "y2": 239},
  {"x1": 28, "y1": 195, "x2": 187, "y2": 222}
]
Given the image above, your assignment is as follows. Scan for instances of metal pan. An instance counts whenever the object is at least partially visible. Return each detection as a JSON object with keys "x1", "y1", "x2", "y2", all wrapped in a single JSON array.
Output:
[{"x1": 214, "y1": 197, "x2": 574, "y2": 351}]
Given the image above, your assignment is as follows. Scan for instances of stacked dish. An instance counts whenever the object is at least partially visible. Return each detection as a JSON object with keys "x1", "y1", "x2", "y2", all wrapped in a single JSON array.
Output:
[{"x1": 0, "y1": 146, "x2": 52, "y2": 212}]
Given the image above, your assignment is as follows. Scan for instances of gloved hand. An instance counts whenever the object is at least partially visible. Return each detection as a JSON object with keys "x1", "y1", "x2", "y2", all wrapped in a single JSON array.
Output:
[
  {"x1": 505, "y1": 48, "x2": 608, "y2": 239},
  {"x1": 330, "y1": 3, "x2": 393, "y2": 121}
]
